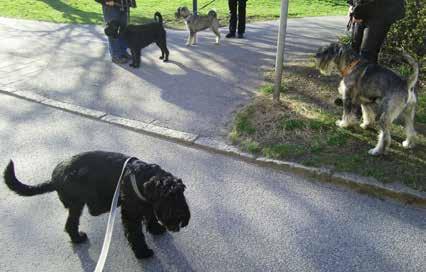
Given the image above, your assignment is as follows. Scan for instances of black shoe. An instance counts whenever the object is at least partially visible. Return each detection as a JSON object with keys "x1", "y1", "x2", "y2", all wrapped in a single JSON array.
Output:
[
  {"x1": 112, "y1": 56, "x2": 128, "y2": 64},
  {"x1": 121, "y1": 52, "x2": 132, "y2": 59},
  {"x1": 237, "y1": 33, "x2": 244, "y2": 39},
  {"x1": 225, "y1": 32, "x2": 236, "y2": 38}
]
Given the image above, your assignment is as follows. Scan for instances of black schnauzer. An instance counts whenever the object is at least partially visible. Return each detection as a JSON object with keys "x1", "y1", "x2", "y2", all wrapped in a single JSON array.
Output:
[
  {"x1": 105, "y1": 12, "x2": 169, "y2": 68},
  {"x1": 3, "y1": 151, "x2": 190, "y2": 259}
]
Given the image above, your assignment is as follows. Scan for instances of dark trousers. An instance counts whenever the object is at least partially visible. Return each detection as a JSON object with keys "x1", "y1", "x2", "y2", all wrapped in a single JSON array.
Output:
[
  {"x1": 351, "y1": 19, "x2": 392, "y2": 63},
  {"x1": 102, "y1": 5, "x2": 129, "y2": 58},
  {"x1": 228, "y1": 0, "x2": 247, "y2": 34}
]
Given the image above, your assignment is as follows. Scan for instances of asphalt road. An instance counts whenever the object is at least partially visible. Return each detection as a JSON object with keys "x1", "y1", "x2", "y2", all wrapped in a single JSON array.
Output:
[
  {"x1": 0, "y1": 16, "x2": 346, "y2": 137},
  {"x1": 0, "y1": 94, "x2": 425, "y2": 272}
]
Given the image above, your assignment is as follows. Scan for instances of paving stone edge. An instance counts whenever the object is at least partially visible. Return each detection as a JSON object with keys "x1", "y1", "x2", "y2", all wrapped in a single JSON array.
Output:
[{"x1": 1, "y1": 87, "x2": 425, "y2": 207}]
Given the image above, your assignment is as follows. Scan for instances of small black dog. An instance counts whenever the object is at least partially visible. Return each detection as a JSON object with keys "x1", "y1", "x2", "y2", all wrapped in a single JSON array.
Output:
[
  {"x1": 105, "y1": 12, "x2": 169, "y2": 68},
  {"x1": 3, "y1": 151, "x2": 190, "y2": 259}
]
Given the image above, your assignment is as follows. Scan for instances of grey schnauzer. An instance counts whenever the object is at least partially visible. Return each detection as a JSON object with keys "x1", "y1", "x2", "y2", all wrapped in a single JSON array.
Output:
[
  {"x1": 175, "y1": 6, "x2": 220, "y2": 46},
  {"x1": 315, "y1": 43, "x2": 419, "y2": 156}
]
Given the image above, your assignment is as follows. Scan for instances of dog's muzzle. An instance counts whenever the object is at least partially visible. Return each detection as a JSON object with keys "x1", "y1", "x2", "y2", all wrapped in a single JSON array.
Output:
[
  {"x1": 168, "y1": 225, "x2": 180, "y2": 232},
  {"x1": 157, "y1": 220, "x2": 181, "y2": 232}
]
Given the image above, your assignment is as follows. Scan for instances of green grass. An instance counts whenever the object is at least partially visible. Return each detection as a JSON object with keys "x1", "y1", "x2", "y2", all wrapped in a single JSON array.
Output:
[
  {"x1": 233, "y1": 106, "x2": 256, "y2": 135},
  {"x1": 416, "y1": 91, "x2": 426, "y2": 123},
  {"x1": 262, "y1": 144, "x2": 305, "y2": 158},
  {"x1": 0, "y1": 0, "x2": 348, "y2": 27},
  {"x1": 260, "y1": 84, "x2": 288, "y2": 95}
]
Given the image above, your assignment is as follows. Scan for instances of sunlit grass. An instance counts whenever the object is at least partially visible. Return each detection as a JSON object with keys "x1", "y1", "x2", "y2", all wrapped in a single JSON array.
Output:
[{"x1": 0, "y1": 0, "x2": 348, "y2": 27}]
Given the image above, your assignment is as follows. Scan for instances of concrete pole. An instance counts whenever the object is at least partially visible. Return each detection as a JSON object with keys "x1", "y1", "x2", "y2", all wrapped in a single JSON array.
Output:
[{"x1": 273, "y1": 0, "x2": 290, "y2": 102}]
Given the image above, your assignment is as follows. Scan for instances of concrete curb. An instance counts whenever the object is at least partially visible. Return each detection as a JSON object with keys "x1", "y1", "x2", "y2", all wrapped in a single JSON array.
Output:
[{"x1": 1, "y1": 87, "x2": 425, "y2": 206}]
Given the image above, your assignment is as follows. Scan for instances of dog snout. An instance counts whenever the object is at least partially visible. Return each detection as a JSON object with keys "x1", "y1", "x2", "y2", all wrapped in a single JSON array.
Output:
[{"x1": 167, "y1": 224, "x2": 180, "y2": 232}]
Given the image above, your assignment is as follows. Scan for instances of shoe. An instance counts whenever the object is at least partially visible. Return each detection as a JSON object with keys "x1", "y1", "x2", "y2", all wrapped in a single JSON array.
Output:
[
  {"x1": 237, "y1": 33, "x2": 244, "y2": 39},
  {"x1": 112, "y1": 56, "x2": 128, "y2": 64},
  {"x1": 225, "y1": 32, "x2": 236, "y2": 38},
  {"x1": 121, "y1": 52, "x2": 131, "y2": 59}
]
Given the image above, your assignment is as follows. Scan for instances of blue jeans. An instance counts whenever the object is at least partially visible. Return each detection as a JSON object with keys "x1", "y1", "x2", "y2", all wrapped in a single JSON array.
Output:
[{"x1": 102, "y1": 5, "x2": 128, "y2": 58}]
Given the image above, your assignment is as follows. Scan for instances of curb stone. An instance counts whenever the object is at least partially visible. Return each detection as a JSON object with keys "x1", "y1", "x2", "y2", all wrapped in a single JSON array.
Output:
[
  {"x1": 100, "y1": 115, "x2": 198, "y2": 143},
  {"x1": 1, "y1": 87, "x2": 425, "y2": 206}
]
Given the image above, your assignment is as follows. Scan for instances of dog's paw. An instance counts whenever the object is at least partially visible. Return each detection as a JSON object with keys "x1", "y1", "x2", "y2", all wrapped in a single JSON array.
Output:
[
  {"x1": 147, "y1": 222, "x2": 166, "y2": 235},
  {"x1": 368, "y1": 148, "x2": 383, "y2": 156},
  {"x1": 336, "y1": 120, "x2": 349, "y2": 128},
  {"x1": 402, "y1": 140, "x2": 415, "y2": 149},
  {"x1": 360, "y1": 123, "x2": 370, "y2": 130},
  {"x1": 71, "y1": 232, "x2": 88, "y2": 244},
  {"x1": 135, "y1": 248, "x2": 154, "y2": 259}
]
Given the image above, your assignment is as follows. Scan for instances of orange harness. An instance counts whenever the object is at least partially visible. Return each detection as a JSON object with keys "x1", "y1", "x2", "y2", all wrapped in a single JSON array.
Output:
[{"x1": 340, "y1": 59, "x2": 361, "y2": 77}]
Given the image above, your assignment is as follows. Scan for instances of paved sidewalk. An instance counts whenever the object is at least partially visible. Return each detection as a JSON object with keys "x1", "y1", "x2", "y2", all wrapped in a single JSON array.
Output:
[
  {"x1": 0, "y1": 16, "x2": 346, "y2": 136},
  {"x1": 1, "y1": 94, "x2": 425, "y2": 272}
]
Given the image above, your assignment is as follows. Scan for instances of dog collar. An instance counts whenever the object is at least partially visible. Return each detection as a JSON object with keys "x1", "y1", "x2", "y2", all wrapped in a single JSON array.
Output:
[
  {"x1": 340, "y1": 59, "x2": 360, "y2": 77},
  {"x1": 130, "y1": 174, "x2": 149, "y2": 202}
]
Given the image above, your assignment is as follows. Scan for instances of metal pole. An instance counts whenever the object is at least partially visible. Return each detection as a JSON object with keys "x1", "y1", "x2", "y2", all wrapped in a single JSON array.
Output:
[
  {"x1": 273, "y1": 0, "x2": 290, "y2": 102},
  {"x1": 193, "y1": 0, "x2": 198, "y2": 15},
  {"x1": 193, "y1": 0, "x2": 198, "y2": 43}
]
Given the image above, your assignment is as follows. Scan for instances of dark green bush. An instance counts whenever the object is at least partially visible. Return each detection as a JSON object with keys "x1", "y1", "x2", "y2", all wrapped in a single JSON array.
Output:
[{"x1": 382, "y1": 0, "x2": 425, "y2": 79}]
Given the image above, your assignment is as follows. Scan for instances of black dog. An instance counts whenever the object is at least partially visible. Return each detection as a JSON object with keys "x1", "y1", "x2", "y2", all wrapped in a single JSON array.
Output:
[
  {"x1": 3, "y1": 151, "x2": 190, "y2": 259},
  {"x1": 104, "y1": 12, "x2": 169, "y2": 68}
]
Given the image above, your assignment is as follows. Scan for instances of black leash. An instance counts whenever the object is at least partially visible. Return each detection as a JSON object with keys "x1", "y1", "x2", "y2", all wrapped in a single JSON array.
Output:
[{"x1": 199, "y1": 0, "x2": 217, "y2": 10}]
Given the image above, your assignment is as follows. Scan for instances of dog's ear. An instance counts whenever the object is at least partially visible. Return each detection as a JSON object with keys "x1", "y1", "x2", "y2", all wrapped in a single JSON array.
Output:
[
  {"x1": 143, "y1": 176, "x2": 161, "y2": 200},
  {"x1": 315, "y1": 48, "x2": 323, "y2": 58},
  {"x1": 175, "y1": 179, "x2": 186, "y2": 193},
  {"x1": 104, "y1": 20, "x2": 120, "y2": 37}
]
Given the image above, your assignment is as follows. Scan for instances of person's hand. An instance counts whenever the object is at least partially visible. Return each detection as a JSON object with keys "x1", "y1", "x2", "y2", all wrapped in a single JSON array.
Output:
[
  {"x1": 348, "y1": 6, "x2": 354, "y2": 15},
  {"x1": 105, "y1": 1, "x2": 114, "y2": 6},
  {"x1": 352, "y1": 18, "x2": 363, "y2": 23}
]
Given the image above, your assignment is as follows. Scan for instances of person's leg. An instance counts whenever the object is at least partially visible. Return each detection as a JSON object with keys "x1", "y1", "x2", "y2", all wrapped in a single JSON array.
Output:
[
  {"x1": 360, "y1": 20, "x2": 391, "y2": 63},
  {"x1": 102, "y1": 5, "x2": 123, "y2": 59},
  {"x1": 237, "y1": 0, "x2": 247, "y2": 37},
  {"x1": 227, "y1": 0, "x2": 237, "y2": 37},
  {"x1": 118, "y1": 8, "x2": 129, "y2": 57},
  {"x1": 351, "y1": 22, "x2": 366, "y2": 54}
]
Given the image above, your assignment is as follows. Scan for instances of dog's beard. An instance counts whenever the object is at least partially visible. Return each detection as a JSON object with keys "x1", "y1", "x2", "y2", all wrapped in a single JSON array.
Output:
[
  {"x1": 154, "y1": 195, "x2": 190, "y2": 232},
  {"x1": 315, "y1": 52, "x2": 340, "y2": 76},
  {"x1": 316, "y1": 59, "x2": 335, "y2": 76},
  {"x1": 315, "y1": 43, "x2": 342, "y2": 76}
]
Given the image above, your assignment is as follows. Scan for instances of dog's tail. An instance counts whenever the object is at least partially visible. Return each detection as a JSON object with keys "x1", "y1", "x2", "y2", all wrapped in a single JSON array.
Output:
[
  {"x1": 3, "y1": 161, "x2": 55, "y2": 197},
  {"x1": 154, "y1": 12, "x2": 163, "y2": 25},
  {"x1": 208, "y1": 10, "x2": 217, "y2": 18},
  {"x1": 402, "y1": 50, "x2": 418, "y2": 104}
]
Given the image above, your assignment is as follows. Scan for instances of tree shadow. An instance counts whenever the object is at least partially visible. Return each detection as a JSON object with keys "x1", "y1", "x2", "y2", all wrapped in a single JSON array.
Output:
[{"x1": 41, "y1": 0, "x2": 103, "y2": 24}]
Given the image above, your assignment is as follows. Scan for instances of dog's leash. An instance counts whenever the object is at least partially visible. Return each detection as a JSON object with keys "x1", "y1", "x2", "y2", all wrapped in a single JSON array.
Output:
[
  {"x1": 94, "y1": 157, "x2": 136, "y2": 272},
  {"x1": 199, "y1": 0, "x2": 217, "y2": 10}
]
